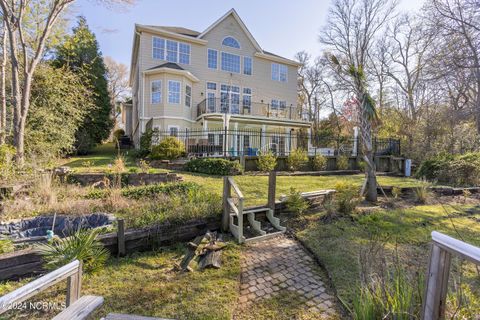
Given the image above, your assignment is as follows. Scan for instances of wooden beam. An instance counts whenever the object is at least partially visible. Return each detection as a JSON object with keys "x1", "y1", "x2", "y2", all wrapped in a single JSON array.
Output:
[
  {"x1": 268, "y1": 171, "x2": 277, "y2": 210},
  {"x1": 66, "y1": 261, "x2": 83, "y2": 307},
  {"x1": 117, "y1": 219, "x2": 126, "y2": 257},
  {"x1": 222, "y1": 176, "x2": 231, "y2": 232}
]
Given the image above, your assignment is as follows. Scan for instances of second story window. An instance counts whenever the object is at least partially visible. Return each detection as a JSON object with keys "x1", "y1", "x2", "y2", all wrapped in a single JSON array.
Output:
[
  {"x1": 222, "y1": 36, "x2": 240, "y2": 49},
  {"x1": 151, "y1": 80, "x2": 162, "y2": 104},
  {"x1": 152, "y1": 36, "x2": 190, "y2": 65},
  {"x1": 185, "y1": 85, "x2": 192, "y2": 107},
  {"x1": 221, "y1": 52, "x2": 241, "y2": 73},
  {"x1": 208, "y1": 49, "x2": 218, "y2": 69},
  {"x1": 271, "y1": 99, "x2": 287, "y2": 110},
  {"x1": 271, "y1": 63, "x2": 288, "y2": 82},
  {"x1": 168, "y1": 80, "x2": 181, "y2": 104},
  {"x1": 243, "y1": 57, "x2": 252, "y2": 75}
]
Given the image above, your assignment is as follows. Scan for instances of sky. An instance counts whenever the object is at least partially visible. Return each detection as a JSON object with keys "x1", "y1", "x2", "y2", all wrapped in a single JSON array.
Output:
[{"x1": 71, "y1": 0, "x2": 425, "y2": 68}]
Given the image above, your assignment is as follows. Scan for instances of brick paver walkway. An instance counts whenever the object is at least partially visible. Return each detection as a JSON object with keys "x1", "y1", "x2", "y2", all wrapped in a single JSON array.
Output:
[{"x1": 235, "y1": 235, "x2": 338, "y2": 318}]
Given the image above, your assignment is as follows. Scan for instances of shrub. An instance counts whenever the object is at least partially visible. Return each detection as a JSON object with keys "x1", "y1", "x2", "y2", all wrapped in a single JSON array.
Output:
[
  {"x1": 137, "y1": 129, "x2": 155, "y2": 158},
  {"x1": 37, "y1": 228, "x2": 109, "y2": 274},
  {"x1": 336, "y1": 155, "x2": 350, "y2": 170},
  {"x1": 86, "y1": 182, "x2": 200, "y2": 200},
  {"x1": 334, "y1": 181, "x2": 360, "y2": 215},
  {"x1": 285, "y1": 188, "x2": 309, "y2": 215},
  {"x1": 391, "y1": 186, "x2": 402, "y2": 199},
  {"x1": 416, "y1": 154, "x2": 453, "y2": 181},
  {"x1": 287, "y1": 149, "x2": 308, "y2": 171},
  {"x1": 257, "y1": 151, "x2": 277, "y2": 172},
  {"x1": 357, "y1": 160, "x2": 367, "y2": 172},
  {"x1": 312, "y1": 154, "x2": 327, "y2": 171},
  {"x1": 185, "y1": 158, "x2": 243, "y2": 175},
  {"x1": 138, "y1": 159, "x2": 151, "y2": 173},
  {"x1": 0, "y1": 239, "x2": 14, "y2": 254},
  {"x1": 413, "y1": 180, "x2": 431, "y2": 204},
  {"x1": 0, "y1": 144, "x2": 16, "y2": 182},
  {"x1": 438, "y1": 158, "x2": 480, "y2": 187},
  {"x1": 151, "y1": 137, "x2": 185, "y2": 160}
]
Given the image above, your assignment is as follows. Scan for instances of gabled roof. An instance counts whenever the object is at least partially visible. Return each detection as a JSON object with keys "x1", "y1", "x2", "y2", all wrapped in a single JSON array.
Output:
[
  {"x1": 148, "y1": 62, "x2": 184, "y2": 71},
  {"x1": 144, "y1": 26, "x2": 200, "y2": 38},
  {"x1": 198, "y1": 8, "x2": 263, "y2": 53}
]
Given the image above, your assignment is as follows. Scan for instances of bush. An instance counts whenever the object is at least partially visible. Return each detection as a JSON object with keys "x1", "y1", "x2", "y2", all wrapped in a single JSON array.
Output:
[
  {"x1": 416, "y1": 154, "x2": 452, "y2": 181},
  {"x1": 37, "y1": 228, "x2": 109, "y2": 274},
  {"x1": 137, "y1": 129, "x2": 155, "y2": 158},
  {"x1": 0, "y1": 144, "x2": 16, "y2": 182},
  {"x1": 151, "y1": 137, "x2": 185, "y2": 160},
  {"x1": 0, "y1": 239, "x2": 14, "y2": 254},
  {"x1": 285, "y1": 188, "x2": 309, "y2": 215},
  {"x1": 257, "y1": 151, "x2": 277, "y2": 172},
  {"x1": 312, "y1": 154, "x2": 327, "y2": 171},
  {"x1": 185, "y1": 158, "x2": 243, "y2": 175},
  {"x1": 336, "y1": 155, "x2": 350, "y2": 170},
  {"x1": 357, "y1": 160, "x2": 367, "y2": 172},
  {"x1": 287, "y1": 149, "x2": 308, "y2": 171},
  {"x1": 334, "y1": 181, "x2": 360, "y2": 215},
  {"x1": 413, "y1": 180, "x2": 431, "y2": 204}
]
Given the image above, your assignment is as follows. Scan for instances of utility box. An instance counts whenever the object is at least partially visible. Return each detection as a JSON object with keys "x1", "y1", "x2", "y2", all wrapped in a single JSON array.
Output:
[{"x1": 404, "y1": 159, "x2": 412, "y2": 177}]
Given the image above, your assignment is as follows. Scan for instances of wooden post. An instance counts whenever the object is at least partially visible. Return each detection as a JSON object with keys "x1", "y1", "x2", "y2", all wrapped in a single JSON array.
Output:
[
  {"x1": 222, "y1": 177, "x2": 231, "y2": 232},
  {"x1": 422, "y1": 243, "x2": 451, "y2": 320},
  {"x1": 117, "y1": 219, "x2": 126, "y2": 257},
  {"x1": 66, "y1": 261, "x2": 82, "y2": 307},
  {"x1": 268, "y1": 171, "x2": 276, "y2": 210}
]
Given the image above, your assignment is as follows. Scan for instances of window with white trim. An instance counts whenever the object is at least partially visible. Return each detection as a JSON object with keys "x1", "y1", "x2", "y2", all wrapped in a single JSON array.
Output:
[
  {"x1": 152, "y1": 37, "x2": 165, "y2": 60},
  {"x1": 168, "y1": 126, "x2": 179, "y2": 137},
  {"x1": 168, "y1": 80, "x2": 181, "y2": 104},
  {"x1": 271, "y1": 99, "x2": 286, "y2": 110},
  {"x1": 243, "y1": 56, "x2": 252, "y2": 75},
  {"x1": 185, "y1": 85, "x2": 192, "y2": 107},
  {"x1": 151, "y1": 80, "x2": 162, "y2": 104},
  {"x1": 243, "y1": 88, "x2": 251, "y2": 112},
  {"x1": 152, "y1": 36, "x2": 190, "y2": 64},
  {"x1": 208, "y1": 49, "x2": 217, "y2": 69},
  {"x1": 221, "y1": 52, "x2": 241, "y2": 73},
  {"x1": 222, "y1": 36, "x2": 240, "y2": 48},
  {"x1": 271, "y1": 63, "x2": 288, "y2": 82}
]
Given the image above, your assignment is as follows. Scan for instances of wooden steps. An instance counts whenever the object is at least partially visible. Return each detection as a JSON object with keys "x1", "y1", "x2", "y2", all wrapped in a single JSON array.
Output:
[{"x1": 53, "y1": 295, "x2": 104, "y2": 320}]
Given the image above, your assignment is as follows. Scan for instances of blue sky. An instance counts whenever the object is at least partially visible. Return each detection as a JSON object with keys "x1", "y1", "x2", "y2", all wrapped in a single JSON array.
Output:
[{"x1": 71, "y1": 0, "x2": 424, "y2": 68}]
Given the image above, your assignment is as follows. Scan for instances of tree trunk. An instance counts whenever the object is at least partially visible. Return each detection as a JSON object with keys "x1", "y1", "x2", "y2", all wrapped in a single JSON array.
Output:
[
  {"x1": 0, "y1": 22, "x2": 6, "y2": 145},
  {"x1": 365, "y1": 150, "x2": 378, "y2": 202}
]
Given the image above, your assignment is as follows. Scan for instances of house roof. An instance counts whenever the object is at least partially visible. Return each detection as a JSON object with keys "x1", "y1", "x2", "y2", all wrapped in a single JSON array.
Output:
[
  {"x1": 144, "y1": 26, "x2": 200, "y2": 38},
  {"x1": 147, "y1": 62, "x2": 185, "y2": 71}
]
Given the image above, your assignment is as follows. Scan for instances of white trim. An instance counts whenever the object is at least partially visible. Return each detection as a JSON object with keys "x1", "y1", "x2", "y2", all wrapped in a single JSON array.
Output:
[
  {"x1": 222, "y1": 36, "x2": 241, "y2": 49},
  {"x1": 220, "y1": 51, "x2": 241, "y2": 74},
  {"x1": 254, "y1": 52, "x2": 301, "y2": 67},
  {"x1": 167, "y1": 125, "x2": 180, "y2": 136},
  {"x1": 143, "y1": 68, "x2": 199, "y2": 83},
  {"x1": 198, "y1": 9, "x2": 263, "y2": 52},
  {"x1": 151, "y1": 36, "x2": 191, "y2": 65},
  {"x1": 136, "y1": 24, "x2": 207, "y2": 45},
  {"x1": 168, "y1": 80, "x2": 181, "y2": 104},
  {"x1": 150, "y1": 79, "x2": 162, "y2": 104},
  {"x1": 207, "y1": 48, "x2": 218, "y2": 70},
  {"x1": 197, "y1": 113, "x2": 311, "y2": 127},
  {"x1": 139, "y1": 116, "x2": 196, "y2": 123}
]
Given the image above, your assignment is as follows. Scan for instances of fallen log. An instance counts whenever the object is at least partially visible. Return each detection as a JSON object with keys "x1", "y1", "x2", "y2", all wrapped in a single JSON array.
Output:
[
  {"x1": 198, "y1": 250, "x2": 222, "y2": 270},
  {"x1": 179, "y1": 234, "x2": 205, "y2": 272}
]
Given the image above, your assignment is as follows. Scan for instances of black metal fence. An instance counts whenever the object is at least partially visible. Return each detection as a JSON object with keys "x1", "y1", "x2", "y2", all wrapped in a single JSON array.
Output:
[{"x1": 151, "y1": 129, "x2": 401, "y2": 158}]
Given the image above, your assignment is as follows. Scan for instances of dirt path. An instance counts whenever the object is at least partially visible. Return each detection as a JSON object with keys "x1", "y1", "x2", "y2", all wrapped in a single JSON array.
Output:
[{"x1": 234, "y1": 235, "x2": 340, "y2": 319}]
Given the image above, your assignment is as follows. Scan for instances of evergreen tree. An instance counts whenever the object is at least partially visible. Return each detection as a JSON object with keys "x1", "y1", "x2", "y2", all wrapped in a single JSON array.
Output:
[{"x1": 54, "y1": 16, "x2": 113, "y2": 154}]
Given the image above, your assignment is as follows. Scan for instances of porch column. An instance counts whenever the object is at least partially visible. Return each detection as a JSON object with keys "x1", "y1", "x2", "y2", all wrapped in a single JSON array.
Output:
[
  {"x1": 223, "y1": 114, "x2": 231, "y2": 155},
  {"x1": 203, "y1": 120, "x2": 208, "y2": 137},
  {"x1": 307, "y1": 128, "x2": 312, "y2": 151},
  {"x1": 261, "y1": 124, "x2": 267, "y2": 152},
  {"x1": 352, "y1": 126, "x2": 359, "y2": 157},
  {"x1": 285, "y1": 127, "x2": 291, "y2": 154},
  {"x1": 233, "y1": 122, "x2": 238, "y2": 156}
]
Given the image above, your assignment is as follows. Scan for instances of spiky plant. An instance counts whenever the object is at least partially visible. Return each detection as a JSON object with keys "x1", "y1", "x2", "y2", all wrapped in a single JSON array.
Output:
[{"x1": 37, "y1": 228, "x2": 109, "y2": 274}]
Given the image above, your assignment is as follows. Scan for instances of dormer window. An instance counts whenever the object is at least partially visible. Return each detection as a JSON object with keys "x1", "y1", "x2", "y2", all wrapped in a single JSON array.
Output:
[{"x1": 222, "y1": 36, "x2": 240, "y2": 49}]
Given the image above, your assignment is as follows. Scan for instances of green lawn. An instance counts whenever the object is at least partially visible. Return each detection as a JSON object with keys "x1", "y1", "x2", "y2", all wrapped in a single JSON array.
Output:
[
  {"x1": 0, "y1": 244, "x2": 241, "y2": 320},
  {"x1": 294, "y1": 203, "x2": 480, "y2": 313}
]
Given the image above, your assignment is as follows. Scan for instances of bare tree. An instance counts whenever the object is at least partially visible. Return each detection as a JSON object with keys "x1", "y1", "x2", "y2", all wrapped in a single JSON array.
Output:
[
  {"x1": 0, "y1": 0, "x2": 135, "y2": 165},
  {"x1": 104, "y1": 56, "x2": 130, "y2": 121},
  {"x1": 0, "y1": 19, "x2": 6, "y2": 145},
  {"x1": 320, "y1": 0, "x2": 398, "y2": 202}
]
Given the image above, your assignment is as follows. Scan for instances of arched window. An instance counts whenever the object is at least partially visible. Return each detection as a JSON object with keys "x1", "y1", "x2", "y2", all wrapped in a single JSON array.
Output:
[{"x1": 222, "y1": 36, "x2": 240, "y2": 49}]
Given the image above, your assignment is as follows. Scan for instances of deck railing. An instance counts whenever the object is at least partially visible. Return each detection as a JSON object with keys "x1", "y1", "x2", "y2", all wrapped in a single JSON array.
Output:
[
  {"x1": 197, "y1": 98, "x2": 304, "y2": 121},
  {"x1": 422, "y1": 231, "x2": 480, "y2": 319}
]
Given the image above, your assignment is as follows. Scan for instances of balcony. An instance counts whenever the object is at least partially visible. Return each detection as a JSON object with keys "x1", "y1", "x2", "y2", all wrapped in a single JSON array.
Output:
[{"x1": 196, "y1": 98, "x2": 306, "y2": 122}]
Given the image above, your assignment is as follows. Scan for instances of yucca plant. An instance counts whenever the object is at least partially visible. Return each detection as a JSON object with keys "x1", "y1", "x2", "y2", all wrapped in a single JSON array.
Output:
[{"x1": 37, "y1": 228, "x2": 109, "y2": 274}]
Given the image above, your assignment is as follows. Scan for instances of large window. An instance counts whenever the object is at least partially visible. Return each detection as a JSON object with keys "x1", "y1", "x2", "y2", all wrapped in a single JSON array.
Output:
[
  {"x1": 208, "y1": 49, "x2": 218, "y2": 69},
  {"x1": 243, "y1": 88, "x2": 251, "y2": 113},
  {"x1": 222, "y1": 36, "x2": 240, "y2": 49},
  {"x1": 151, "y1": 80, "x2": 162, "y2": 104},
  {"x1": 271, "y1": 63, "x2": 288, "y2": 82},
  {"x1": 243, "y1": 56, "x2": 252, "y2": 75},
  {"x1": 152, "y1": 36, "x2": 190, "y2": 64},
  {"x1": 152, "y1": 38, "x2": 165, "y2": 60},
  {"x1": 271, "y1": 99, "x2": 287, "y2": 110},
  {"x1": 185, "y1": 85, "x2": 192, "y2": 107},
  {"x1": 168, "y1": 80, "x2": 181, "y2": 104},
  {"x1": 221, "y1": 52, "x2": 241, "y2": 73},
  {"x1": 168, "y1": 126, "x2": 179, "y2": 137}
]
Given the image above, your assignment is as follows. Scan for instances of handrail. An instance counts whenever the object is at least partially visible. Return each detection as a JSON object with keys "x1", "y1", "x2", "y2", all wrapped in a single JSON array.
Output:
[
  {"x1": 432, "y1": 231, "x2": 480, "y2": 264},
  {"x1": 227, "y1": 198, "x2": 239, "y2": 215},
  {"x1": 228, "y1": 177, "x2": 244, "y2": 199},
  {"x1": 0, "y1": 260, "x2": 81, "y2": 314}
]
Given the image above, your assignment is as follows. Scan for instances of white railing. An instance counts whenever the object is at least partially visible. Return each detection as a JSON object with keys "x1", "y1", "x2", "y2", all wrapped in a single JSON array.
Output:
[
  {"x1": 0, "y1": 260, "x2": 82, "y2": 314},
  {"x1": 222, "y1": 176, "x2": 245, "y2": 243},
  {"x1": 422, "y1": 231, "x2": 480, "y2": 320}
]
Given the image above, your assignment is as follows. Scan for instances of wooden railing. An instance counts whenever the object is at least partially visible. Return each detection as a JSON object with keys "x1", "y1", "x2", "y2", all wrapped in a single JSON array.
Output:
[
  {"x1": 222, "y1": 176, "x2": 245, "y2": 243},
  {"x1": 0, "y1": 260, "x2": 82, "y2": 314},
  {"x1": 422, "y1": 231, "x2": 480, "y2": 320}
]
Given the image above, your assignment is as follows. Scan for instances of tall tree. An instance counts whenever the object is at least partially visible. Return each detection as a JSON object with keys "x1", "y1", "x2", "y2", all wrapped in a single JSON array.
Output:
[
  {"x1": 320, "y1": 0, "x2": 397, "y2": 202},
  {"x1": 104, "y1": 56, "x2": 130, "y2": 121},
  {"x1": 0, "y1": 19, "x2": 7, "y2": 145},
  {"x1": 54, "y1": 17, "x2": 113, "y2": 154}
]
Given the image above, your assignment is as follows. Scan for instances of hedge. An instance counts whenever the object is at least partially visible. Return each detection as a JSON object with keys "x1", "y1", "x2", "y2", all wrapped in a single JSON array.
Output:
[{"x1": 184, "y1": 158, "x2": 243, "y2": 176}]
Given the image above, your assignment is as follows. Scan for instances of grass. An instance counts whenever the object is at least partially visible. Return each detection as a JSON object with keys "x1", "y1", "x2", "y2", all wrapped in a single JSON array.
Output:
[
  {"x1": 294, "y1": 203, "x2": 480, "y2": 311},
  {"x1": 0, "y1": 243, "x2": 241, "y2": 320}
]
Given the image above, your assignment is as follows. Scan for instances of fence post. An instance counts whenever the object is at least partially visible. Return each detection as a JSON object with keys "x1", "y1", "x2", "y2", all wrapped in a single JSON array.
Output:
[
  {"x1": 223, "y1": 126, "x2": 227, "y2": 158},
  {"x1": 268, "y1": 171, "x2": 276, "y2": 210},
  {"x1": 422, "y1": 243, "x2": 451, "y2": 320},
  {"x1": 117, "y1": 219, "x2": 126, "y2": 257},
  {"x1": 66, "y1": 261, "x2": 82, "y2": 307},
  {"x1": 222, "y1": 177, "x2": 231, "y2": 232}
]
